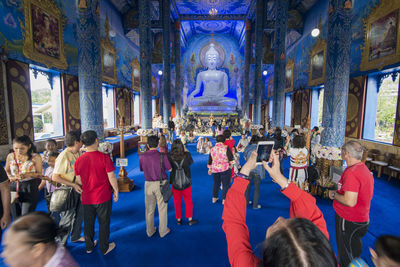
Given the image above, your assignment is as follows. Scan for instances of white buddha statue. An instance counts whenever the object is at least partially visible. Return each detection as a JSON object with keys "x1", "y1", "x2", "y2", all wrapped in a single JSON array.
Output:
[{"x1": 187, "y1": 44, "x2": 237, "y2": 109}]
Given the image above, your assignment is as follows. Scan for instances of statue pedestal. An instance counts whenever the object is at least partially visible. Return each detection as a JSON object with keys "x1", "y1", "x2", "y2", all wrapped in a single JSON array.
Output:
[{"x1": 118, "y1": 167, "x2": 134, "y2": 192}]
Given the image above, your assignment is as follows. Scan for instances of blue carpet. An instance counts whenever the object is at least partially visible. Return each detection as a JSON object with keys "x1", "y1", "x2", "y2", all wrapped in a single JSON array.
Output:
[{"x1": 1, "y1": 136, "x2": 400, "y2": 266}]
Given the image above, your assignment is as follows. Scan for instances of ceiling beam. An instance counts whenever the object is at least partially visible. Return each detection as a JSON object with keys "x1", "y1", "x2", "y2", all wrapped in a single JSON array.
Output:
[{"x1": 180, "y1": 14, "x2": 246, "y2": 21}]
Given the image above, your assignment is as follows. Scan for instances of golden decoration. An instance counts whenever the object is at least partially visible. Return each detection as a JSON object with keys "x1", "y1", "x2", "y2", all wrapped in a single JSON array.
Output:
[
  {"x1": 16, "y1": 128, "x2": 24, "y2": 137},
  {"x1": 27, "y1": 116, "x2": 31, "y2": 122},
  {"x1": 68, "y1": 91, "x2": 80, "y2": 119},
  {"x1": 78, "y1": 0, "x2": 87, "y2": 9},
  {"x1": 101, "y1": 16, "x2": 117, "y2": 84},
  {"x1": 73, "y1": 81, "x2": 78, "y2": 88},
  {"x1": 346, "y1": 93, "x2": 359, "y2": 121},
  {"x1": 118, "y1": 98, "x2": 125, "y2": 117},
  {"x1": 131, "y1": 58, "x2": 140, "y2": 92},
  {"x1": 71, "y1": 119, "x2": 75, "y2": 125},
  {"x1": 21, "y1": 0, "x2": 68, "y2": 69},
  {"x1": 360, "y1": 0, "x2": 400, "y2": 71},
  {"x1": 75, "y1": 123, "x2": 80, "y2": 129},
  {"x1": 308, "y1": 38, "x2": 327, "y2": 86},
  {"x1": 9, "y1": 67, "x2": 18, "y2": 78},
  {"x1": 284, "y1": 58, "x2": 294, "y2": 93},
  {"x1": 23, "y1": 123, "x2": 29, "y2": 130},
  {"x1": 19, "y1": 75, "x2": 26, "y2": 83},
  {"x1": 11, "y1": 82, "x2": 30, "y2": 123}
]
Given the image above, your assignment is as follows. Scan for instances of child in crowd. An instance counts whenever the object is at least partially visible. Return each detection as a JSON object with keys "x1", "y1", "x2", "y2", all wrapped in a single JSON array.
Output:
[
  {"x1": 42, "y1": 139, "x2": 58, "y2": 169},
  {"x1": 158, "y1": 135, "x2": 168, "y2": 154},
  {"x1": 349, "y1": 235, "x2": 400, "y2": 267},
  {"x1": 203, "y1": 137, "x2": 212, "y2": 154},
  {"x1": 232, "y1": 147, "x2": 241, "y2": 175},
  {"x1": 38, "y1": 151, "x2": 61, "y2": 222},
  {"x1": 180, "y1": 131, "x2": 187, "y2": 145},
  {"x1": 188, "y1": 131, "x2": 195, "y2": 143},
  {"x1": 197, "y1": 137, "x2": 204, "y2": 153}
]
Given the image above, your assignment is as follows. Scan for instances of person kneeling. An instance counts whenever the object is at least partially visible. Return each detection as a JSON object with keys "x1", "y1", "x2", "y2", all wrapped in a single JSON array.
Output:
[{"x1": 222, "y1": 150, "x2": 337, "y2": 267}]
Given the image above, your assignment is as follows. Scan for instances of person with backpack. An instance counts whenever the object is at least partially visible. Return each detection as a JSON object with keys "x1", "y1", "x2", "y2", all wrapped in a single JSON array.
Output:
[{"x1": 167, "y1": 140, "x2": 198, "y2": 226}]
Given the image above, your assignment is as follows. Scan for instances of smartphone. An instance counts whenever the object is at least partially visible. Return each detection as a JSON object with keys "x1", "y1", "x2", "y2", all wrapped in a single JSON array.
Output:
[{"x1": 256, "y1": 141, "x2": 275, "y2": 165}]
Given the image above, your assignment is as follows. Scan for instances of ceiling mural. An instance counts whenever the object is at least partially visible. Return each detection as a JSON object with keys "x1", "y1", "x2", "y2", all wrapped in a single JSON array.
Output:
[{"x1": 175, "y1": 0, "x2": 252, "y2": 15}]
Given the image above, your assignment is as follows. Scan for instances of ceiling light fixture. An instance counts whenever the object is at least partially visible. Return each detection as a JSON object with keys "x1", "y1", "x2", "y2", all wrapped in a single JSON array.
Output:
[
  {"x1": 311, "y1": 28, "x2": 320, "y2": 37},
  {"x1": 158, "y1": 70, "x2": 163, "y2": 75},
  {"x1": 209, "y1": 0, "x2": 217, "y2": 16},
  {"x1": 263, "y1": 70, "x2": 268, "y2": 76}
]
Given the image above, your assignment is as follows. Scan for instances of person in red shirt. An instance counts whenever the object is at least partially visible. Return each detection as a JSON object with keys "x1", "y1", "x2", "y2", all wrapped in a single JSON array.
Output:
[
  {"x1": 75, "y1": 131, "x2": 119, "y2": 255},
  {"x1": 223, "y1": 130, "x2": 235, "y2": 179},
  {"x1": 222, "y1": 150, "x2": 337, "y2": 267},
  {"x1": 329, "y1": 140, "x2": 374, "y2": 267}
]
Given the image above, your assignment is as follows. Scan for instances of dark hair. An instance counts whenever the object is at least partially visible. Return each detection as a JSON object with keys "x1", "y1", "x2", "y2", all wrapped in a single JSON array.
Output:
[
  {"x1": 313, "y1": 127, "x2": 319, "y2": 132},
  {"x1": 65, "y1": 131, "x2": 81, "y2": 147},
  {"x1": 274, "y1": 127, "x2": 282, "y2": 139},
  {"x1": 261, "y1": 218, "x2": 337, "y2": 267},
  {"x1": 223, "y1": 129, "x2": 231, "y2": 139},
  {"x1": 291, "y1": 129, "x2": 299, "y2": 135},
  {"x1": 81, "y1": 130, "x2": 97, "y2": 146},
  {"x1": 205, "y1": 137, "x2": 210, "y2": 142},
  {"x1": 10, "y1": 211, "x2": 65, "y2": 246},
  {"x1": 147, "y1": 135, "x2": 159, "y2": 148},
  {"x1": 159, "y1": 135, "x2": 167, "y2": 148},
  {"x1": 218, "y1": 125, "x2": 222, "y2": 131},
  {"x1": 375, "y1": 235, "x2": 400, "y2": 263},
  {"x1": 46, "y1": 139, "x2": 57, "y2": 146},
  {"x1": 216, "y1": 135, "x2": 226, "y2": 143},
  {"x1": 170, "y1": 139, "x2": 185, "y2": 162},
  {"x1": 13, "y1": 135, "x2": 36, "y2": 160},
  {"x1": 292, "y1": 135, "x2": 306, "y2": 149},
  {"x1": 250, "y1": 135, "x2": 259, "y2": 145},
  {"x1": 47, "y1": 151, "x2": 59, "y2": 159}
]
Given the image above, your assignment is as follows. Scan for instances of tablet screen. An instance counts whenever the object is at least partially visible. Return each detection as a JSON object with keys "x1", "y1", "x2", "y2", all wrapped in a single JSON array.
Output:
[{"x1": 256, "y1": 143, "x2": 274, "y2": 163}]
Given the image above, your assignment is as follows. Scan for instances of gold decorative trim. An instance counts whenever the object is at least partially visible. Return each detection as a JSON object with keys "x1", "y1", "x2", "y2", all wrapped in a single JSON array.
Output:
[
  {"x1": 21, "y1": 0, "x2": 68, "y2": 69},
  {"x1": 308, "y1": 38, "x2": 327, "y2": 86},
  {"x1": 101, "y1": 16, "x2": 117, "y2": 84},
  {"x1": 360, "y1": 0, "x2": 400, "y2": 71},
  {"x1": 131, "y1": 58, "x2": 140, "y2": 92},
  {"x1": 285, "y1": 58, "x2": 294, "y2": 93}
]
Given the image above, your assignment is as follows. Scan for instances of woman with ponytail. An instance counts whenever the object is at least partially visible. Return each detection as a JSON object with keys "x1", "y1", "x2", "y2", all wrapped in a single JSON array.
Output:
[
  {"x1": 1, "y1": 212, "x2": 78, "y2": 267},
  {"x1": 5, "y1": 135, "x2": 43, "y2": 219}
]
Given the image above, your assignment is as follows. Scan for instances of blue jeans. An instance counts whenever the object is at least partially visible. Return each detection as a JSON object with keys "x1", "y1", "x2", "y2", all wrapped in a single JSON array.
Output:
[
  {"x1": 245, "y1": 173, "x2": 261, "y2": 207},
  {"x1": 168, "y1": 130, "x2": 174, "y2": 143}
]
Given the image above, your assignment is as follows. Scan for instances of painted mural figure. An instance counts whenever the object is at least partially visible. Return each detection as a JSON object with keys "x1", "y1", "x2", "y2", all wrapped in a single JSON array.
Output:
[{"x1": 187, "y1": 44, "x2": 237, "y2": 109}]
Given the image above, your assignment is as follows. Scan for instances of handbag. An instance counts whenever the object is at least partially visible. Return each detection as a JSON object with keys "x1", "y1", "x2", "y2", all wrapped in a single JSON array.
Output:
[
  {"x1": 49, "y1": 185, "x2": 78, "y2": 212},
  {"x1": 10, "y1": 153, "x2": 20, "y2": 204},
  {"x1": 159, "y1": 154, "x2": 172, "y2": 203}
]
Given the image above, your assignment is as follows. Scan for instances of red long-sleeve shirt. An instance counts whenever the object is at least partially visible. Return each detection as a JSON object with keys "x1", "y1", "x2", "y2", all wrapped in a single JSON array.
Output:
[{"x1": 222, "y1": 177, "x2": 329, "y2": 267}]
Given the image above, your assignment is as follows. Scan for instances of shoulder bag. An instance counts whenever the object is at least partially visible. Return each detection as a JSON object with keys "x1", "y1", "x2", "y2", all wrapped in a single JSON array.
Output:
[{"x1": 159, "y1": 154, "x2": 172, "y2": 203}]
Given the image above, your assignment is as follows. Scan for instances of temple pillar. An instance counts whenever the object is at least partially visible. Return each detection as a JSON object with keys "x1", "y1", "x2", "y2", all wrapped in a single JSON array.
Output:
[
  {"x1": 162, "y1": 0, "x2": 171, "y2": 124},
  {"x1": 272, "y1": 0, "x2": 288, "y2": 128},
  {"x1": 243, "y1": 20, "x2": 252, "y2": 118},
  {"x1": 76, "y1": 0, "x2": 103, "y2": 140},
  {"x1": 321, "y1": 0, "x2": 352, "y2": 147},
  {"x1": 174, "y1": 21, "x2": 181, "y2": 119},
  {"x1": 139, "y1": 0, "x2": 152, "y2": 129},
  {"x1": 253, "y1": 0, "x2": 265, "y2": 125}
]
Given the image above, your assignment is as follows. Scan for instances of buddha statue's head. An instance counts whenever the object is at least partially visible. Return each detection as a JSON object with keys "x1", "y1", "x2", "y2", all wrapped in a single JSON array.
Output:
[{"x1": 205, "y1": 43, "x2": 219, "y2": 70}]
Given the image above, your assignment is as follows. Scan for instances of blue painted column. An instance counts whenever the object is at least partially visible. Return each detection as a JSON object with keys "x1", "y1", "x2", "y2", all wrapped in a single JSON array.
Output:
[
  {"x1": 272, "y1": 0, "x2": 288, "y2": 128},
  {"x1": 76, "y1": 0, "x2": 103, "y2": 140},
  {"x1": 320, "y1": 0, "x2": 353, "y2": 147},
  {"x1": 139, "y1": 0, "x2": 152, "y2": 129},
  {"x1": 253, "y1": 0, "x2": 265, "y2": 124},
  {"x1": 162, "y1": 0, "x2": 171, "y2": 124},
  {"x1": 243, "y1": 20, "x2": 252, "y2": 118},
  {"x1": 174, "y1": 21, "x2": 181, "y2": 119}
]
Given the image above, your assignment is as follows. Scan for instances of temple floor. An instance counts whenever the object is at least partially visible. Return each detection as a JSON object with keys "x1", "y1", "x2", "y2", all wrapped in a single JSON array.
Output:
[{"x1": 1, "y1": 136, "x2": 399, "y2": 266}]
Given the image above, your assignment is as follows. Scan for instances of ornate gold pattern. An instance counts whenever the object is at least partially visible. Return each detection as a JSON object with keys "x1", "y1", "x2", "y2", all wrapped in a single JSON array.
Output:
[
  {"x1": 308, "y1": 38, "x2": 327, "y2": 86},
  {"x1": 360, "y1": 0, "x2": 400, "y2": 71},
  {"x1": 101, "y1": 16, "x2": 117, "y2": 84},
  {"x1": 11, "y1": 82, "x2": 30, "y2": 123},
  {"x1": 21, "y1": 0, "x2": 68, "y2": 69},
  {"x1": 285, "y1": 58, "x2": 294, "y2": 93},
  {"x1": 68, "y1": 91, "x2": 80, "y2": 119},
  {"x1": 0, "y1": 63, "x2": 9, "y2": 145},
  {"x1": 131, "y1": 58, "x2": 140, "y2": 92}
]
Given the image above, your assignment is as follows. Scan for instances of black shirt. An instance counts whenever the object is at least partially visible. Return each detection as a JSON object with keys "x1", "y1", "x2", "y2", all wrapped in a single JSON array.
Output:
[
  {"x1": 168, "y1": 121, "x2": 175, "y2": 131},
  {"x1": 167, "y1": 152, "x2": 193, "y2": 185}
]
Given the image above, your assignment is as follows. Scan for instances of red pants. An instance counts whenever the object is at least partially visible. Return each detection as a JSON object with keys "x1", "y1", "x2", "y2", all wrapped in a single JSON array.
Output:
[{"x1": 171, "y1": 186, "x2": 193, "y2": 220}]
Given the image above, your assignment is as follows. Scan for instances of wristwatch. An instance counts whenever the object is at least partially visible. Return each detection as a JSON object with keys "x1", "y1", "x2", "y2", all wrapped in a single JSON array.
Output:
[
  {"x1": 237, "y1": 173, "x2": 250, "y2": 180},
  {"x1": 281, "y1": 181, "x2": 290, "y2": 191}
]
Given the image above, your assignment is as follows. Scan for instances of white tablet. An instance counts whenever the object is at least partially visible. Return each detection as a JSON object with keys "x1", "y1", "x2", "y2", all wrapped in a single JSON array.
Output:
[{"x1": 256, "y1": 141, "x2": 275, "y2": 165}]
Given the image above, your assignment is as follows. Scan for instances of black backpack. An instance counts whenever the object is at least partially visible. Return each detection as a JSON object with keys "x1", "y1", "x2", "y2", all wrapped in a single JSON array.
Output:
[
  {"x1": 172, "y1": 159, "x2": 191, "y2": 190},
  {"x1": 307, "y1": 164, "x2": 320, "y2": 184}
]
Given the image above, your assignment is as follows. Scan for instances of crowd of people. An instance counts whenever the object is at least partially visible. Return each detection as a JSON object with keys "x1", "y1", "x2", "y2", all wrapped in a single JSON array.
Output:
[{"x1": 0, "y1": 122, "x2": 398, "y2": 267}]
